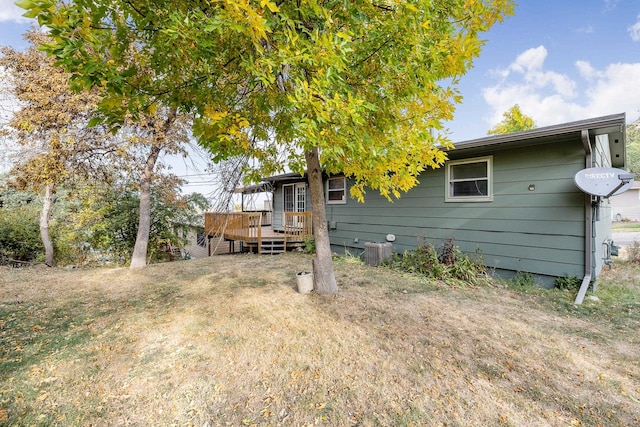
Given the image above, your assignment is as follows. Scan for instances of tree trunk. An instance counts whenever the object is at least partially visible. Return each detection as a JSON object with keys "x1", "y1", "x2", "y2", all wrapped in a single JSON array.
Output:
[
  {"x1": 305, "y1": 147, "x2": 338, "y2": 295},
  {"x1": 130, "y1": 144, "x2": 162, "y2": 269},
  {"x1": 40, "y1": 184, "x2": 55, "y2": 267},
  {"x1": 129, "y1": 108, "x2": 178, "y2": 269}
]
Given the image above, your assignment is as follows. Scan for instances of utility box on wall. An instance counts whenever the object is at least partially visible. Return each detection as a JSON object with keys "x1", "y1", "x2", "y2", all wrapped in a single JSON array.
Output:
[{"x1": 364, "y1": 242, "x2": 393, "y2": 267}]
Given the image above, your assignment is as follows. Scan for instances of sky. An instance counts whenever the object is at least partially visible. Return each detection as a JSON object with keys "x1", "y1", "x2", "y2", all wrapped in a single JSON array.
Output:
[
  {"x1": 1, "y1": 0, "x2": 640, "y2": 176},
  {"x1": 450, "y1": 0, "x2": 640, "y2": 140}
]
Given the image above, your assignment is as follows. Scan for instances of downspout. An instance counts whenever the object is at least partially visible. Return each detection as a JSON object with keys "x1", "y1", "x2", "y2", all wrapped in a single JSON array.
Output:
[{"x1": 574, "y1": 129, "x2": 593, "y2": 305}]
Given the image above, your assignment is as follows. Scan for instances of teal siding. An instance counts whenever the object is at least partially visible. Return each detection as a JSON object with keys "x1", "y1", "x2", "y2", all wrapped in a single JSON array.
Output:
[
  {"x1": 327, "y1": 139, "x2": 587, "y2": 279},
  {"x1": 265, "y1": 115, "x2": 628, "y2": 286}
]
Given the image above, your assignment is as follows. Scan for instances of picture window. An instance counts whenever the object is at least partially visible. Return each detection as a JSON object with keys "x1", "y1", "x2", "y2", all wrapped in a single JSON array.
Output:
[{"x1": 446, "y1": 156, "x2": 493, "y2": 202}]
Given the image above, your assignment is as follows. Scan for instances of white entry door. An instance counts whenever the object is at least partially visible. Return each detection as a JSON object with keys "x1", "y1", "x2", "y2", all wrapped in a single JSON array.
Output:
[{"x1": 283, "y1": 183, "x2": 306, "y2": 213}]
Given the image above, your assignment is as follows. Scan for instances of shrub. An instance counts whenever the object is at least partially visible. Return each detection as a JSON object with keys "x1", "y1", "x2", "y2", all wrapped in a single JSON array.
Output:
[
  {"x1": 0, "y1": 204, "x2": 43, "y2": 262},
  {"x1": 303, "y1": 237, "x2": 316, "y2": 254},
  {"x1": 386, "y1": 240, "x2": 488, "y2": 286},
  {"x1": 512, "y1": 271, "x2": 535, "y2": 287},
  {"x1": 388, "y1": 244, "x2": 446, "y2": 278},
  {"x1": 439, "y1": 238, "x2": 456, "y2": 265},
  {"x1": 628, "y1": 240, "x2": 640, "y2": 264},
  {"x1": 554, "y1": 275, "x2": 582, "y2": 291}
]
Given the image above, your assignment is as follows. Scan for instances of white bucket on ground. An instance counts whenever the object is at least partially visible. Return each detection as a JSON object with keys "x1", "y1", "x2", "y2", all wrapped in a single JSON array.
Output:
[{"x1": 296, "y1": 271, "x2": 313, "y2": 294}]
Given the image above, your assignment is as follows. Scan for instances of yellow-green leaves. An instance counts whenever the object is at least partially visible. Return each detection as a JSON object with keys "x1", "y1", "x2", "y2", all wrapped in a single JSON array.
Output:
[
  {"x1": 488, "y1": 104, "x2": 536, "y2": 135},
  {"x1": 222, "y1": 0, "x2": 270, "y2": 42},
  {"x1": 260, "y1": 0, "x2": 280, "y2": 13},
  {"x1": 23, "y1": 0, "x2": 515, "y2": 201},
  {"x1": 14, "y1": 0, "x2": 54, "y2": 20}
]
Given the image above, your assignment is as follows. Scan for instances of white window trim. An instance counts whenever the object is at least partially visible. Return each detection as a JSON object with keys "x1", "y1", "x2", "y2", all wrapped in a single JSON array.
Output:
[
  {"x1": 326, "y1": 176, "x2": 347, "y2": 205},
  {"x1": 445, "y1": 155, "x2": 493, "y2": 202}
]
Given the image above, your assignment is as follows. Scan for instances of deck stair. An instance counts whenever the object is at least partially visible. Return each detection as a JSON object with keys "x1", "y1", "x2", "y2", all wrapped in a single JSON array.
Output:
[{"x1": 258, "y1": 239, "x2": 286, "y2": 254}]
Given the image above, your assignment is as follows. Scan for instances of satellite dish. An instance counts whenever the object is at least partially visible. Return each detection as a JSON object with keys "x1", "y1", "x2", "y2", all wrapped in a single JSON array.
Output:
[{"x1": 574, "y1": 167, "x2": 634, "y2": 197}]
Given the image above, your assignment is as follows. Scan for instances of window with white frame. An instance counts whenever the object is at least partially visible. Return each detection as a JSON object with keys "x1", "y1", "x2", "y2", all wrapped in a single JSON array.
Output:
[
  {"x1": 326, "y1": 176, "x2": 346, "y2": 204},
  {"x1": 445, "y1": 156, "x2": 493, "y2": 202}
]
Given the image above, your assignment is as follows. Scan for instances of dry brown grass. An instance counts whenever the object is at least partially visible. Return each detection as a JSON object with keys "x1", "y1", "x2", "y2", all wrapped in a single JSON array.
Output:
[{"x1": 1, "y1": 254, "x2": 638, "y2": 426}]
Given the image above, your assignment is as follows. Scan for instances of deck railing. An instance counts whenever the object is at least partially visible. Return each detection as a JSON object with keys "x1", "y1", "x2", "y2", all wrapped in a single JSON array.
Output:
[
  {"x1": 204, "y1": 212, "x2": 262, "y2": 244},
  {"x1": 284, "y1": 211, "x2": 313, "y2": 244},
  {"x1": 204, "y1": 211, "x2": 313, "y2": 254}
]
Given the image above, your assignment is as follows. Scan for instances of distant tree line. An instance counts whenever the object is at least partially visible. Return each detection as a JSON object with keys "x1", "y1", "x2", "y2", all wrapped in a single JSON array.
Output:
[
  {"x1": 0, "y1": 173, "x2": 209, "y2": 266},
  {"x1": 627, "y1": 120, "x2": 640, "y2": 178},
  {"x1": 0, "y1": 30, "x2": 209, "y2": 267},
  {"x1": 488, "y1": 105, "x2": 536, "y2": 135}
]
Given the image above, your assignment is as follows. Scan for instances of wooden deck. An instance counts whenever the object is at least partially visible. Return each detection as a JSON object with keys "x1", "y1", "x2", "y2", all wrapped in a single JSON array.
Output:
[{"x1": 204, "y1": 212, "x2": 313, "y2": 254}]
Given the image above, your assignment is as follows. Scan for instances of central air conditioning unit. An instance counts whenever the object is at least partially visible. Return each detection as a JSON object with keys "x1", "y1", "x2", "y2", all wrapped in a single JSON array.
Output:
[{"x1": 364, "y1": 242, "x2": 393, "y2": 267}]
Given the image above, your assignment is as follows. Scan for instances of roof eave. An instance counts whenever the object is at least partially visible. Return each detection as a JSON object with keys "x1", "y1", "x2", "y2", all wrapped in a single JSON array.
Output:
[{"x1": 451, "y1": 113, "x2": 626, "y2": 159}]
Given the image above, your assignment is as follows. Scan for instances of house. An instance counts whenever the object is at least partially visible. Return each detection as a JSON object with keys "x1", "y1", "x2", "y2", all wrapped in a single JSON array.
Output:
[
  {"x1": 204, "y1": 180, "x2": 313, "y2": 255},
  {"x1": 610, "y1": 181, "x2": 640, "y2": 222},
  {"x1": 263, "y1": 113, "x2": 628, "y2": 298}
]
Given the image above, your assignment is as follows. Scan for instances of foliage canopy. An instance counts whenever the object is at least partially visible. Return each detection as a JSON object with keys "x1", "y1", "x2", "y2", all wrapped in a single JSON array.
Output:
[
  {"x1": 626, "y1": 119, "x2": 640, "y2": 178},
  {"x1": 487, "y1": 104, "x2": 536, "y2": 135},
  {"x1": 22, "y1": 0, "x2": 515, "y2": 201}
]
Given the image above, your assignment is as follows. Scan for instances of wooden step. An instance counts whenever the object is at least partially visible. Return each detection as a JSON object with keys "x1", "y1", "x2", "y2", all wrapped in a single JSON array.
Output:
[{"x1": 260, "y1": 240, "x2": 286, "y2": 254}]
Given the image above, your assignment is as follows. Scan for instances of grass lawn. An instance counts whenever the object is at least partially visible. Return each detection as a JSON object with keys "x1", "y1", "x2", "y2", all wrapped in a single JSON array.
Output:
[
  {"x1": 1, "y1": 254, "x2": 639, "y2": 426},
  {"x1": 612, "y1": 221, "x2": 640, "y2": 232}
]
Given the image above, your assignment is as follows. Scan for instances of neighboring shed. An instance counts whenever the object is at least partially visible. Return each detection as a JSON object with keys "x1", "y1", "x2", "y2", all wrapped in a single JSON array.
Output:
[
  {"x1": 182, "y1": 227, "x2": 209, "y2": 259},
  {"x1": 610, "y1": 181, "x2": 640, "y2": 222},
  {"x1": 267, "y1": 114, "x2": 627, "y2": 297}
]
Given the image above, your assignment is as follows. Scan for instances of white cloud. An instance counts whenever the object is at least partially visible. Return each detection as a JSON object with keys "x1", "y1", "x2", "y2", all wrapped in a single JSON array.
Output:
[
  {"x1": 506, "y1": 46, "x2": 547, "y2": 74},
  {"x1": 500, "y1": 46, "x2": 576, "y2": 99},
  {"x1": 576, "y1": 60, "x2": 602, "y2": 81},
  {"x1": 604, "y1": 0, "x2": 620, "y2": 12},
  {"x1": 576, "y1": 25, "x2": 594, "y2": 34},
  {"x1": 0, "y1": 0, "x2": 31, "y2": 23},
  {"x1": 582, "y1": 62, "x2": 640, "y2": 118},
  {"x1": 483, "y1": 47, "x2": 640, "y2": 127},
  {"x1": 629, "y1": 15, "x2": 640, "y2": 42}
]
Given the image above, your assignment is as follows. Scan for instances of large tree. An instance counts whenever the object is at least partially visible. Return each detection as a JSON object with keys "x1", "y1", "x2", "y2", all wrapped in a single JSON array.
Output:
[
  {"x1": 122, "y1": 108, "x2": 191, "y2": 268},
  {"x1": 23, "y1": 0, "x2": 514, "y2": 293},
  {"x1": 2, "y1": 29, "x2": 191, "y2": 268},
  {"x1": 0, "y1": 30, "x2": 117, "y2": 266}
]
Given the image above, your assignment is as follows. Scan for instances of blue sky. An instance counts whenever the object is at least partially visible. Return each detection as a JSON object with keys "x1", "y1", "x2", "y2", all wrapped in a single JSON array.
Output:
[
  {"x1": 452, "y1": 0, "x2": 640, "y2": 140},
  {"x1": 1, "y1": 0, "x2": 639, "y2": 144}
]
